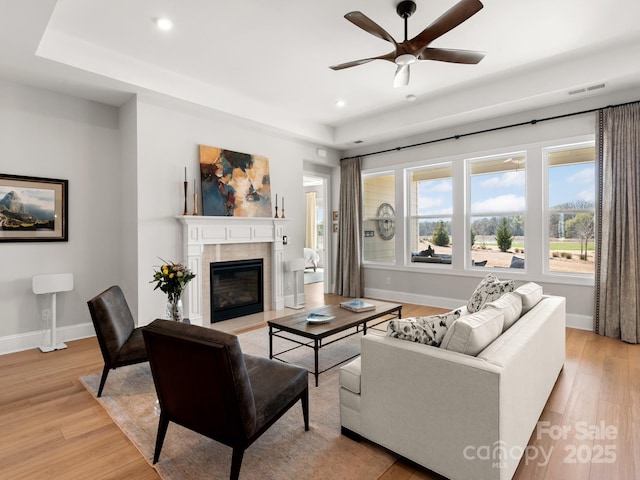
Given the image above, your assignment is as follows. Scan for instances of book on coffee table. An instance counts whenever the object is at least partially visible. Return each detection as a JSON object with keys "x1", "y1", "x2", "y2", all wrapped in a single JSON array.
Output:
[{"x1": 340, "y1": 299, "x2": 376, "y2": 313}]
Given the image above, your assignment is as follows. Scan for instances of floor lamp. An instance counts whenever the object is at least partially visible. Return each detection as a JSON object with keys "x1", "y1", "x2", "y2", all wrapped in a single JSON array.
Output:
[{"x1": 32, "y1": 273, "x2": 74, "y2": 352}]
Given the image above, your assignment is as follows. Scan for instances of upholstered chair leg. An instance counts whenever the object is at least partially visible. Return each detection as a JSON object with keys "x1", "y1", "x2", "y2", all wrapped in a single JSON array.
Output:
[
  {"x1": 301, "y1": 387, "x2": 309, "y2": 431},
  {"x1": 97, "y1": 365, "x2": 110, "y2": 397},
  {"x1": 230, "y1": 447, "x2": 245, "y2": 480},
  {"x1": 153, "y1": 414, "x2": 170, "y2": 464}
]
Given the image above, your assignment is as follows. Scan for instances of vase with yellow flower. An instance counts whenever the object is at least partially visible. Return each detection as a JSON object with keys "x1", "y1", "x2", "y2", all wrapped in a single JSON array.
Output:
[{"x1": 151, "y1": 260, "x2": 196, "y2": 322}]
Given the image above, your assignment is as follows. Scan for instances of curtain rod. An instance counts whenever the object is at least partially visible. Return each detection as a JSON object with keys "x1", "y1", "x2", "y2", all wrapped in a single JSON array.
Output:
[{"x1": 340, "y1": 98, "x2": 640, "y2": 161}]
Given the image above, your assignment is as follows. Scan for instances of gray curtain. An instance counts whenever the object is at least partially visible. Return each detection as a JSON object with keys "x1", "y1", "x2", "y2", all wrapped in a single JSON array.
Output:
[
  {"x1": 335, "y1": 157, "x2": 364, "y2": 297},
  {"x1": 594, "y1": 103, "x2": 640, "y2": 342}
]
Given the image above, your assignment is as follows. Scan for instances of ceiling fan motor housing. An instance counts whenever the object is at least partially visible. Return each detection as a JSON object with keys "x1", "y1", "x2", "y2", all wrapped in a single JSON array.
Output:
[{"x1": 396, "y1": 1, "x2": 417, "y2": 19}]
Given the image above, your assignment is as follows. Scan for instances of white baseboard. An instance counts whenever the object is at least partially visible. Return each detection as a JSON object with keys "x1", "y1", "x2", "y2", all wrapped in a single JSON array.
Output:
[
  {"x1": 283, "y1": 292, "x2": 307, "y2": 310},
  {"x1": 365, "y1": 287, "x2": 594, "y2": 332},
  {"x1": 364, "y1": 287, "x2": 464, "y2": 312},
  {"x1": 565, "y1": 314, "x2": 593, "y2": 331},
  {"x1": 0, "y1": 322, "x2": 96, "y2": 356}
]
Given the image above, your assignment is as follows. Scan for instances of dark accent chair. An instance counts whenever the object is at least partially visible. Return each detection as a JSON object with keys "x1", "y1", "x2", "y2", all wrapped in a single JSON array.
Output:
[
  {"x1": 142, "y1": 319, "x2": 309, "y2": 480},
  {"x1": 87, "y1": 285, "x2": 148, "y2": 397}
]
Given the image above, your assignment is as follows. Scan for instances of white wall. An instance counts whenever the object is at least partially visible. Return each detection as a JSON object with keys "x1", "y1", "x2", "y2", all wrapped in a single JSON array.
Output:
[
  {"x1": 5, "y1": 75, "x2": 631, "y2": 350},
  {"x1": 342, "y1": 87, "x2": 640, "y2": 330},
  {"x1": 134, "y1": 97, "x2": 341, "y2": 325},
  {"x1": 0, "y1": 79, "x2": 122, "y2": 352},
  {"x1": 0, "y1": 81, "x2": 341, "y2": 353},
  {"x1": 118, "y1": 97, "x2": 139, "y2": 317}
]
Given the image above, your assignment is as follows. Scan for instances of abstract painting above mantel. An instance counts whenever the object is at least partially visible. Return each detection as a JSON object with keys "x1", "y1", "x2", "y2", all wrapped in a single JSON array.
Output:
[{"x1": 199, "y1": 145, "x2": 272, "y2": 217}]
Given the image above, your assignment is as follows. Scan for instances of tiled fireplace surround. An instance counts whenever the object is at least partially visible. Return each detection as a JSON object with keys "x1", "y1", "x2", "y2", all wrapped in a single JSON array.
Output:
[{"x1": 177, "y1": 216, "x2": 287, "y2": 326}]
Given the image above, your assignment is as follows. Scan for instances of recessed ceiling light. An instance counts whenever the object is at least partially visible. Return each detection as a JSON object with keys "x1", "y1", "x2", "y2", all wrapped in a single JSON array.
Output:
[
  {"x1": 154, "y1": 17, "x2": 173, "y2": 31},
  {"x1": 406, "y1": 94, "x2": 417, "y2": 102},
  {"x1": 335, "y1": 100, "x2": 346, "y2": 108}
]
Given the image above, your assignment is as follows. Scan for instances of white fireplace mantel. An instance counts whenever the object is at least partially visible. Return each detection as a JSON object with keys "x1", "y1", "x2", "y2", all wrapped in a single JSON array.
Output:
[{"x1": 176, "y1": 215, "x2": 287, "y2": 326}]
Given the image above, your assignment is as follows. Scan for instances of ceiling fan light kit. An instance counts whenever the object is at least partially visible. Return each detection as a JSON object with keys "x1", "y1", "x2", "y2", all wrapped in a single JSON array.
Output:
[{"x1": 330, "y1": 0, "x2": 486, "y2": 88}]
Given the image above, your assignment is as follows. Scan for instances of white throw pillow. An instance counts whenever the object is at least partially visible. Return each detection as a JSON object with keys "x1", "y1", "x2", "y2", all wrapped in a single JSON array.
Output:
[
  {"x1": 467, "y1": 273, "x2": 515, "y2": 313},
  {"x1": 440, "y1": 308, "x2": 504, "y2": 356},
  {"x1": 483, "y1": 292, "x2": 523, "y2": 332},
  {"x1": 514, "y1": 282, "x2": 543, "y2": 314},
  {"x1": 386, "y1": 310, "x2": 461, "y2": 346}
]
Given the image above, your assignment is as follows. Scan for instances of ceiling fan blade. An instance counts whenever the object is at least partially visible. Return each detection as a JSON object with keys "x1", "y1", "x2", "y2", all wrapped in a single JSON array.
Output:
[
  {"x1": 409, "y1": 0, "x2": 483, "y2": 52},
  {"x1": 393, "y1": 65, "x2": 410, "y2": 88},
  {"x1": 344, "y1": 11, "x2": 398, "y2": 46},
  {"x1": 418, "y1": 47, "x2": 485, "y2": 64},
  {"x1": 330, "y1": 58, "x2": 376, "y2": 70},
  {"x1": 330, "y1": 52, "x2": 396, "y2": 70}
]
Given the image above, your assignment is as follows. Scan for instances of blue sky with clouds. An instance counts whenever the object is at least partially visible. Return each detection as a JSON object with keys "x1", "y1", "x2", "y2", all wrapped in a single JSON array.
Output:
[
  {"x1": 471, "y1": 171, "x2": 526, "y2": 214},
  {"x1": 549, "y1": 164, "x2": 595, "y2": 207},
  {"x1": 417, "y1": 179, "x2": 452, "y2": 216}
]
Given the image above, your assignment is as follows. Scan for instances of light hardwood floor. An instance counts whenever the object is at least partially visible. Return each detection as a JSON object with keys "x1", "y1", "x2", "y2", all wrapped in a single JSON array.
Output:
[{"x1": 1, "y1": 282, "x2": 638, "y2": 479}]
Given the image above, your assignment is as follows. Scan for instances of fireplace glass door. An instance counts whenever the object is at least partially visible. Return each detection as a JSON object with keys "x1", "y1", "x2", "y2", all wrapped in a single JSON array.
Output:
[{"x1": 210, "y1": 258, "x2": 264, "y2": 322}]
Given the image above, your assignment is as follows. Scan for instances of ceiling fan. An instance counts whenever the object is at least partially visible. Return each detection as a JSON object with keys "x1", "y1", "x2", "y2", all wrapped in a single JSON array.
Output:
[{"x1": 330, "y1": 0, "x2": 486, "y2": 88}]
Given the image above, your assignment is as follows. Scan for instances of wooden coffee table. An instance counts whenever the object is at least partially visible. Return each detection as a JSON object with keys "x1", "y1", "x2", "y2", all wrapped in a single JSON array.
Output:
[{"x1": 267, "y1": 300, "x2": 402, "y2": 386}]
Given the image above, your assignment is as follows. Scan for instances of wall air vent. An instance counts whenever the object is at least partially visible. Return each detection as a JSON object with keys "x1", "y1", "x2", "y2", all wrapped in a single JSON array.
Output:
[{"x1": 568, "y1": 83, "x2": 606, "y2": 95}]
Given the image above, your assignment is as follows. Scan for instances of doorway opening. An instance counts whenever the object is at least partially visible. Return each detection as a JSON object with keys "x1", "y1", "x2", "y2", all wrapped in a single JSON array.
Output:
[{"x1": 303, "y1": 174, "x2": 329, "y2": 293}]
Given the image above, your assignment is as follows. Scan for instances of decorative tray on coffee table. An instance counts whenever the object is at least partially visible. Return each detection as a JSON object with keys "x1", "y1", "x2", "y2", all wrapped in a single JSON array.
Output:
[{"x1": 306, "y1": 312, "x2": 335, "y2": 324}]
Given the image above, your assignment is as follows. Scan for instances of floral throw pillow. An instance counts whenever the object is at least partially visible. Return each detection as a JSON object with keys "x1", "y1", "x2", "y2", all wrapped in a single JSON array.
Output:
[
  {"x1": 467, "y1": 273, "x2": 515, "y2": 313},
  {"x1": 386, "y1": 310, "x2": 461, "y2": 346}
]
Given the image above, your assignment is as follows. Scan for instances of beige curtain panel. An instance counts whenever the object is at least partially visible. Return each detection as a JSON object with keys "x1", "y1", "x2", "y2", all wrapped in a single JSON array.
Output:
[
  {"x1": 594, "y1": 102, "x2": 640, "y2": 343},
  {"x1": 305, "y1": 191, "x2": 317, "y2": 251},
  {"x1": 335, "y1": 157, "x2": 364, "y2": 298}
]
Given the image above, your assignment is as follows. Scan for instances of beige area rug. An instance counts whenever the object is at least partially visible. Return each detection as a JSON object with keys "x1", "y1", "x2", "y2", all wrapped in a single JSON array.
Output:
[{"x1": 80, "y1": 326, "x2": 397, "y2": 480}]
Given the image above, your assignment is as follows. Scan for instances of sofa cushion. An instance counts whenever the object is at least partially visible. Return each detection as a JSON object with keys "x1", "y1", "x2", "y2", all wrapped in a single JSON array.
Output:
[
  {"x1": 339, "y1": 357, "x2": 362, "y2": 394},
  {"x1": 483, "y1": 292, "x2": 523, "y2": 332},
  {"x1": 440, "y1": 308, "x2": 504, "y2": 356},
  {"x1": 467, "y1": 273, "x2": 515, "y2": 313},
  {"x1": 386, "y1": 310, "x2": 461, "y2": 346},
  {"x1": 515, "y1": 282, "x2": 543, "y2": 314}
]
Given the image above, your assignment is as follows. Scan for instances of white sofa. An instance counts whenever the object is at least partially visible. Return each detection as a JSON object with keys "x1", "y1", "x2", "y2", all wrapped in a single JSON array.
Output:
[{"x1": 339, "y1": 293, "x2": 566, "y2": 480}]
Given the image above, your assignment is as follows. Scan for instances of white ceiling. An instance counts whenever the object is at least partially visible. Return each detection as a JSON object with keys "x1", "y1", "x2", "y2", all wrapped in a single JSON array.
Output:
[{"x1": 2, "y1": 0, "x2": 640, "y2": 149}]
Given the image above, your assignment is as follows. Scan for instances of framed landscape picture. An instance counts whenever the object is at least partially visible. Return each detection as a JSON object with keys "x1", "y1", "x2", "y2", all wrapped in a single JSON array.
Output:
[{"x1": 0, "y1": 174, "x2": 68, "y2": 242}]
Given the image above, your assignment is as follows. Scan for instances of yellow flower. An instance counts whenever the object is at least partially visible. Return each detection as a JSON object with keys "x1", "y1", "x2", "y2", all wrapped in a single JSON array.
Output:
[{"x1": 169, "y1": 273, "x2": 174, "y2": 278}]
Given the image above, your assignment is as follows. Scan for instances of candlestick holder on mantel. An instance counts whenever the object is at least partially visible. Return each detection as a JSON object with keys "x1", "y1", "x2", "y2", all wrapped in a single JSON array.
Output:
[
  {"x1": 192, "y1": 193, "x2": 198, "y2": 215},
  {"x1": 183, "y1": 181, "x2": 189, "y2": 215},
  {"x1": 274, "y1": 205, "x2": 279, "y2": 218}
]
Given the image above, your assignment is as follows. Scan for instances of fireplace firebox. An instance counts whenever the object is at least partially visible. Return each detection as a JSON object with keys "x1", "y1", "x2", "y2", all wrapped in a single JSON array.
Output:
[{"x1": 210, "y1": 258, "x2": 264, "y2": 323}]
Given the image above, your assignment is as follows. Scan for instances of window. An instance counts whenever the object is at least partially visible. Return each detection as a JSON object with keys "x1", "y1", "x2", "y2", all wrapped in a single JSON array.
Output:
[
  {"x1": 469, "y1": 153, "x2": 526, "y2": 269},
  {"x1": 363, "y1": 173, "x2": 395, "y2": 262},
  {"x1": 407, "y1": 164, "x2": 453, "y2": 265},
  {"x1": 360, "y1": 134, "x2": 595, "y2": 285},
  {"x1": 546, "y1": 144, "x2": 595, "y2": 274}
]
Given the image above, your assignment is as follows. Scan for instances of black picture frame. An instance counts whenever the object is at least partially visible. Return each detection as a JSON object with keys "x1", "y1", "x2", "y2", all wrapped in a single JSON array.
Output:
[{"x1": 0, "y1": 173, "x2": 68, "y2": 242}]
